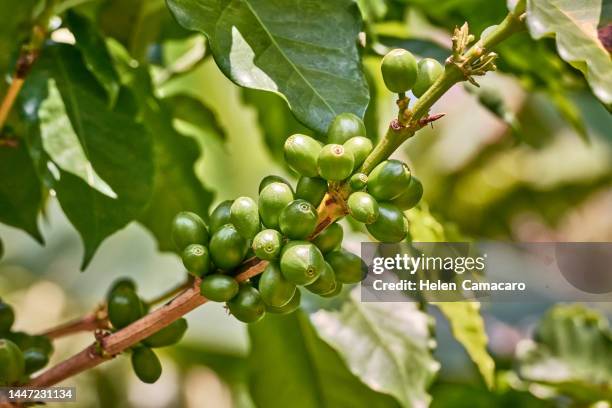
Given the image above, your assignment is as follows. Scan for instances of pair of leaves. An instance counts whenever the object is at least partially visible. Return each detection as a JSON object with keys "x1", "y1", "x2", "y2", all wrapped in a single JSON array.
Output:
[
  {"x1": 248, "y1": 310, "x2": 400, "y2": 408},
  {"x1": 526, "y1": 0, "x2": 612, "y2": 106},
  {"x1": 167, "y1": 0, "x2": 370, "y2": 135},
  {"x1": 517, "y1": 304, "x2": 612, "y2": 402}
]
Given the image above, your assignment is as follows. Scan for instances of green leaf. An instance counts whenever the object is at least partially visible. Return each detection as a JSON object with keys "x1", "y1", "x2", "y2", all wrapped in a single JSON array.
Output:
[
  {"x1": 517, "y1": 304, "x2": 612, "y2": 402},
  {"x1": 167, "y1": 0, "x2": 370, "y2": 134},
  {"x1": 37, "y1": 79, "x2": 116, "y2": 197},
  {"x1": 20, "y1": 43, "x2": 154, "y2": 268},
  {"x1": 65, "y1": 11, "x2": 121, "y2": 105},
  {"x1": 119, "y1": 65, "x2": 215, "y2": 252},
  {"x1": 434, "y1": 302, "x2": 495, "y2": 389},
  {"x1": 0, "y1": 142, "x2": 43, "y2": 242},
  {"x1": 248, "y1": 311, "x2": 400, "y2": 408},
  {"x1": 162, "y1": 93, "x2": 226, "y2": 142},
  {"x1": 98, "y1": 0, "x2": 189, "y2": 61},
  {"x1": 526, "y1": 0, "x2": 612, "y2": 105},
  {"x1": 311, "y1": 289, "x2": 438, "y2": 408}
]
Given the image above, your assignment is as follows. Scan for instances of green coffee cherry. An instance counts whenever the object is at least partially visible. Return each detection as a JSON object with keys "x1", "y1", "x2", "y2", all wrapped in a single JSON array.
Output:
[
  {"x1": 144, "y1": 318, "x2": 188, "y2": 348},
  {"x1": 381, "y1": 48, "x2": 418, "y2": 93},
  {"x1": 227, "y1": 284, "x2": 266, "y2": 323},
  {"x1": 321, "y1": 282, "x2": 343, "y2": 298},
  {"x1": 131, "y1": 347, "x2": 162, "y2": 384},
  {"x1": 230, "y1": 197, "x2": 261, "y2": 239},
  {"x1": 412, "y1": 58, "x2": 444, "y2": 98},
  {"x1": 296, "y1": 176, "x2": 327, "y2": 208},
  {"x1": 252, "y1": 229, "x2": 283, "y2": 260},
  {"x1": 326, "y1": 249, "x2": 364, "y2": 284},
  {"x1": 0, "y1": 301, "x2": 15, "y2": 333},
  {"x1": 312, "y1": 223, "x2": 343, "y2": 254},
  {"x1": 284, "y1": 134, "x2": 321, "y2": 177},
  {"x1": 23, "y1": 348, "x2": 48, "y2": 374},
  {"x1": 349, "y1": 173, "x2": 368, "y2": 191},
  {"x1": 259, "y1": 175, "x2": 293, "y2": 194},
  {"x1": 0, "y1": 339, "x2": 25, "y2": 386},
  {"x1": 305, "y1": 262, "x2": 337, "y2": 295},
  {"x1": 106, "y1": 278, "x2": 137, "y2": 301},
  {"x1": 6, "y1": 333, "x2": 52, "y2": 356},
  {"x1": 317, "y1": 144, "x2": 354, "y2": 181},
  {"x1": 182, "y1": 244, "x2": 212, "y2": 277},
  {"x1": 171, "y1": 211, "x2": 209, "y2": 251},
  {"x1": 259, "y1": 182, "x2": 294, "y2": 229},
  {"x1": 259, "y1": 262, "x2": 296, "y2": 307},
  {"x1": 279, "y1": 199, "x2": 318, "y2": 240},
  {"x1": 343, "y1": 137, "x2": 373, "y2": 169},
  {"x1": 347, "y1": 192, "x2": 379, "y2": 224},
  {"x1": 366, "y1": 202, "x2": 408, "y2": 242},
  {"x1": 367, "y1": 159, "x2": 412, "y2": 200},
  {"x1": 280, "y1": 241, "x2": 325, "y2": 285},
  {"x1": 108, "y1": 288, "x2": 144, "y2": 329},
  {"x1": 209, "y1": 200, "x2": 233, "y2": 233},
  {"x1": 327, "y1": 113, "x2": 366, "y2": 144},
  {"x1": 266, "y1": 289, "x2": 301, "y2": 315},
  {"x1": 391, "y1": 176, "x2": 423, "y2": 210},
  {"x1": 209, "y1": 224, "x2": 249, "y2": 270},
  {"x1": 200, "y1": 274, "x2": 239, "y2": 302}
]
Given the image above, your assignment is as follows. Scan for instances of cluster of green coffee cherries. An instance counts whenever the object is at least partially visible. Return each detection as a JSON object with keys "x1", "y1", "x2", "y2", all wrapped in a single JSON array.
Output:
[
  {"x1": 0, "y1": 300, "x2": 53, "y2": 386},
  {"x1": 380, "y1": 47, "x2": 444, "y2": 97},
  {"x1": 168, "y1": 110, "x2": 423, "y2": 326},
  {"x1": 105, "y1": 278, "x2": 188, "y2": 384}
]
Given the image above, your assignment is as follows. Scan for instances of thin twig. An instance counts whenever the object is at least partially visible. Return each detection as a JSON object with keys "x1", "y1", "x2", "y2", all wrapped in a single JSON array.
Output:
[{"x1": 41, "y1": 306, "x2": 109, "y2": 339}]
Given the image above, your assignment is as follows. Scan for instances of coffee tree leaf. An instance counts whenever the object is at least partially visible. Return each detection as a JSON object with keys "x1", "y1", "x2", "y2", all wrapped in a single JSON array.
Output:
[
  {"x1": 517, "y1": 304, "x2": 612, "y2": 403},
  {"x1": 65, "y1": 11, "x2": 121, "y2": 105},
  {"x1": 311, "y1": 289, "x2": 438, "y2": 408},
  {"x1": 116, "y1": 64, "x2": 215, "y2": 252},
  {"x1": 162, "y1": 93, "x2": 226, "y2": 143},
  {"x1": 167, "y1": 0, "x2": 370, "y2": 134},
  {"x1": 0, "y1": 142, "x2": 43, "y2": 242},
  {"x1": 526, "y1": 0, "x2": 612, "y2": 105},
  {"x1": 249, "y1": 311, "x2": 400, "y2": 408},
  {"x1": 19, "y1": 43, "x2": 154, "y2": 268},
  {"x1": 434, "y1": 302, "x2": 496, "y2": 389}
]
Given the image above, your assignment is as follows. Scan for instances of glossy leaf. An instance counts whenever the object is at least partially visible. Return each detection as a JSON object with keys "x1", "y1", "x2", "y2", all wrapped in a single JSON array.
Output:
[
  {"x1": 162, "y1": 93, "x2": 226, "y2": 142},
  {"x1": 0, "y1": 143, "x2": 43, "y2": 242},
  {"x1": 65, "y1": 11, "x2": 121, "y2": 105},
  {"x1": 167, "y1": 0, "x2": 370, "y2": 134},
  {"x1": 98, "y1": 0, "x2": 189, "y2": 61},
  {"x1": 527, "y1": 0, "x2": 612, "y2": 105},
  {"x1": 249, "y1": 311, "x2": 400, "y2": 408},
  {"x1": 311, "y1": 289, "x2": 438, "y2": 408},
  {"x1": 119, "y1": 65, "x2": 216, "y2": 252},
  {"x1": 517, "y1": 304, "x2": 612, "y2": 402},
  {"x1": 20, "y1": 43, "x2": 154, "y2": 268},
  {"x1": 434, "y1": 302, "x2": 495, "y2": 389}
]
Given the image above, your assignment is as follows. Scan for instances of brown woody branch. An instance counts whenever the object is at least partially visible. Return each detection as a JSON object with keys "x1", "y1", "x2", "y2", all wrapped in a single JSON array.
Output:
[{"x1": 28, "y1": 196, "x2": 345, "y2": 388}]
